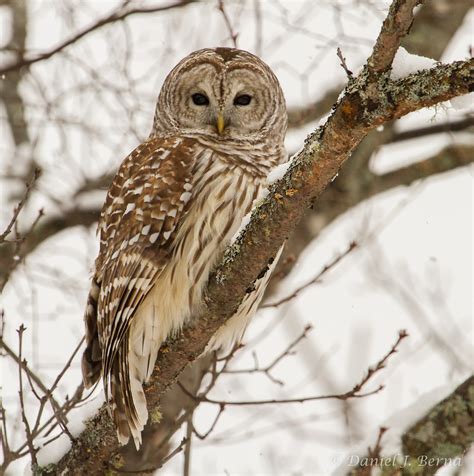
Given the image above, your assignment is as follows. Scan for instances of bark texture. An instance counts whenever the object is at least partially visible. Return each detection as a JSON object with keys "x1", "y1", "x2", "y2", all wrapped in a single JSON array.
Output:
[
  {"x1": 402, "y1": 376, "x2": 474, "y2": 476},
  {"x1": 348, "y1": 376, "x2": 473, "y2": 476}
]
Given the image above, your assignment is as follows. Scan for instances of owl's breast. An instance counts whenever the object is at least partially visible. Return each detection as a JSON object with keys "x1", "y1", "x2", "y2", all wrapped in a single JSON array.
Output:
[
  {"x1": 134, "y1": 153, "x2": 265, "y2": 347},
  {"x1": 173, "y1": 155, "x2": 263, "y2": 307}
]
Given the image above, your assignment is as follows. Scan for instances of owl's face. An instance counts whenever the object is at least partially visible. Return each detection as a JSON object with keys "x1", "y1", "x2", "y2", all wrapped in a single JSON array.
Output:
[{"x1": 154, "y1": 48, "x2": 287, "y2": 142}]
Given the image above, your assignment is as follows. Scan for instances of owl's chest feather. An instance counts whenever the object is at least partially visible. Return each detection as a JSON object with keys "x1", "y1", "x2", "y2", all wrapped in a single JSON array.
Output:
[
  {"x1": 131, "y1": 156, "x2": 264, "y2": 351},
  {"x1": 168, "y1": 158, "x2": 263, "y2": 316}
]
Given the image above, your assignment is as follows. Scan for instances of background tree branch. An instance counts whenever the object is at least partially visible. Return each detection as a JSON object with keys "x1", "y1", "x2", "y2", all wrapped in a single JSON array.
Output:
[
  {"x1": 348, "y1": 375, "x2": 473, "y2": 476},
  {"x1": 402, "y1": 375, "x2": 473, "y2": 476},
  {"x1": 0, "y1": 0, "x2": 198, "y2": 76}
]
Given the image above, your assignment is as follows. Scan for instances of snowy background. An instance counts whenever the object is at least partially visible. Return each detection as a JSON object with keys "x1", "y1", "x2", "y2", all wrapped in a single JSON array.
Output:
[{"x1": 1, "y1": 0, "x2": 473, "y2": 474}]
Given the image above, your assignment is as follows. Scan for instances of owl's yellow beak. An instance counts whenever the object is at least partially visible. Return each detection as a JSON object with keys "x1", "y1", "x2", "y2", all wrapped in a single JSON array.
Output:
[{"x1": 216, "y1": 114, "x2": 225, "y2": 135}]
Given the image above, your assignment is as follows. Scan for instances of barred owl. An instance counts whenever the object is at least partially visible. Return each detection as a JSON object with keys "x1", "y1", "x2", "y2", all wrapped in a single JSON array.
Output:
[{"x1": 81, "y1": 47, "x2": 287, "y2": 448}]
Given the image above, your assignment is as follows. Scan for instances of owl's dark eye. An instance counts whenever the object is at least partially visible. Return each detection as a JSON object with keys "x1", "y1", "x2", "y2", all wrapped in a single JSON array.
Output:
[
  {"x1": 191, "y1": 93, "x2": 209, "y2": 106},
  {"x1": 234, "y1": 94, "x2": 252, "y2": 106}
]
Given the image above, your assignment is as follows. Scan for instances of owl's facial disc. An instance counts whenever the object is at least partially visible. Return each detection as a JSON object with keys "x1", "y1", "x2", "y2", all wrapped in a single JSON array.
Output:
[{"x1": 175, "y1": 63, "x2": 275, "y2": 138}]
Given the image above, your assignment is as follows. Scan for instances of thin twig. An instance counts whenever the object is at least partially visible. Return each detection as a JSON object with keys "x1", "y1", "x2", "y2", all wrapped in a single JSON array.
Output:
[
  {"x1": 0, "y1": 338, "x2": 61, "y2": 411},
  {"x1": 224, "y1": 324, "x2": 313, "y2": 385},
  {"x1": 16, "y1": 325, "x2": 37, "y2": 465},
  {"x1": 348, "y1": 330, "x2": 408, "y2": 396},
  {"x1": 157, "y1": 437, "x2": 188, "y2": 470},
  {"x1": 0, "y1": 402, "x2": 11, "y2": 458},
  {"x1": 264, "y1": 242, "x2": 358, "y2": 308},
  {"x1": 192, "y1": 404, "x2": 226, "y2": 440},
  {"x1": 368, "y1": 426, "x2": 388, "y2": 458},
  {"x1": 217, "y1": 0, "x2": 239, "y2": 47},
  {"x1": 184, "y1": 331, "x2": 408, "y2": 406},
  {"x1": 337, "y1": 47, "x2": 353, "y2": 77},
  {"x1": 0, "y1": 168, "x2": 41, "y2": 244},
  {"x1": 1, "y1": 204, "x2": 45, "y2": 292},
  {"x1": 48, "y1": 337, "x2": 85, "y2": 396}
]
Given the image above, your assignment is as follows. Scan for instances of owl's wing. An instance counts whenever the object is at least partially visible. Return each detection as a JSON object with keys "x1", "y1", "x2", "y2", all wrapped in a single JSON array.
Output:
[
  {"x1": 81, "y1": 135, "x2": 196, "y2": 390},
  {"x1": 82, "y1": 135, "x2": 200, "y2": 447}
]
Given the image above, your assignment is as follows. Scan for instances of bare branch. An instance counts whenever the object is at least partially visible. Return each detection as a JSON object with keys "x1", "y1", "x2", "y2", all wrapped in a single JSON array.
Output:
[
  {"x1": 0, "y1": 168, "x2": 40, "y2": 244},
  {"x1": 371, "y1": 144, "x2": 473, "y2": 196},
  {"x1": 16, "y1": 325, "x2": 37, "y2": 465},
  {"x1": 391, "y1": 116, "x2": 474, "y2": 142},
  {"x1": 337, "y1": 47, "x2": 353, "y2": 78},
  {"x1": 0, "y1": 338, "x2": 62, "y2": 413},
  {"x1": 0, "y1": 206, "x2": 98, "y2": 286},
  {"x1": 192, "y1": 404, "x2": 225, "y2": 440},
  {"x1": 264, "y1": 242, "x2": 357, "y2": 308},
  {"x1": 223, "y1": 324, "x2": 313, "y2": 385},
  {"x1": 367, "y1": 0, "x2": 422, "y2": 74},
  {"x1": 0, "y1": 1, "x2": 198, "y2": 75},
  {"x1": 217, "y1": 0, "x2": 239, "y2": 47},
  {"x1": 183, "y1": 331, "x2": 407, "y2": 406}
]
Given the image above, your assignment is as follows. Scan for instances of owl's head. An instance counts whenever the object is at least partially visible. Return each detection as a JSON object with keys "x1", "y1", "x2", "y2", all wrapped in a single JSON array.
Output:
[{"x1": 152, "y1": 48, "x2": 287, "y2": 143}]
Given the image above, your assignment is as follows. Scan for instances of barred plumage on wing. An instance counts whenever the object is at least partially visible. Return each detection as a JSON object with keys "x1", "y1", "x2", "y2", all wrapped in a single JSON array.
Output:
[{"x1": 81, "y1": 47, "x2": 288, "y2": 449}]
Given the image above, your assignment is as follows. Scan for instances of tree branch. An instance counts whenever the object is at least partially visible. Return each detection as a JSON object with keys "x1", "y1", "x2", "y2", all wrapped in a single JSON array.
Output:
[
  {"x1": 0, "y1": 207, "x2": 99, "y2": 287},
  {"x1": 347, "y1": 376, "x2": 473, "y2": 476},
  {"x1": 0, "y1": 0, "x2": 198, "y2": 76},
  {"x1": 367, "y1": 0, "x2": 422, "y2": 74},
  {"x1": 370, "y1": 144, "x2": 473, "y2": 196},
  {"x1": 287, "y1": 0, "x2": 472, "y2": 131},
  {"x1": 48, "y1": 0, "x2": 473, "y2": 469},
  {"x1": 402, "y1": 375, "x2": 473, "y2": 475},
  {"x1": 0, "y1": 0, "x2": 30, "y2": 146},
  {"x1": 391, "y1": 116, "x2": 474, "y2": 143}
]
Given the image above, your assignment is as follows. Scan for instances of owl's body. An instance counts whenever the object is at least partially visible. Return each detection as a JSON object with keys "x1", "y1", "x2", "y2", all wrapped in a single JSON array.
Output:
[{"x1": 81, "y1": 48, "x2": 287, "y2": 448}]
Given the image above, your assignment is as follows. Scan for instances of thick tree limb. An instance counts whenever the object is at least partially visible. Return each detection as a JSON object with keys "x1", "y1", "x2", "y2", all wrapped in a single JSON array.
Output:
[
  {"x1": 402, "y1": 375, "x2": 473, "y2": 476},
  {"x1": 288, "y1": 0, "x2": 472, "y2": 131},
  {"x1": 48, "y1": 7, "x2": 474, "y2": 472},
  {"x1": 347, "y1": 376, "x2": 473, "y2": 476}
]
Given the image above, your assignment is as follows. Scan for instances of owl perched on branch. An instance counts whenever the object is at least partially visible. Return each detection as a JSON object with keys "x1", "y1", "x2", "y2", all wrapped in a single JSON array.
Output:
[{"x1": 81, "y1": 47, "x2": 288, "y2": 448}]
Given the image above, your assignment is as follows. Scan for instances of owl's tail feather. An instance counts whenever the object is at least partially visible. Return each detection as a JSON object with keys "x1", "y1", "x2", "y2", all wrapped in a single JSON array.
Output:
[
  {"x1": 110, "y1": 344, "x2": 148, "y2": 450},
  {"x1": 82, "y1": 278, "x2": 102, "y2": 388}
]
